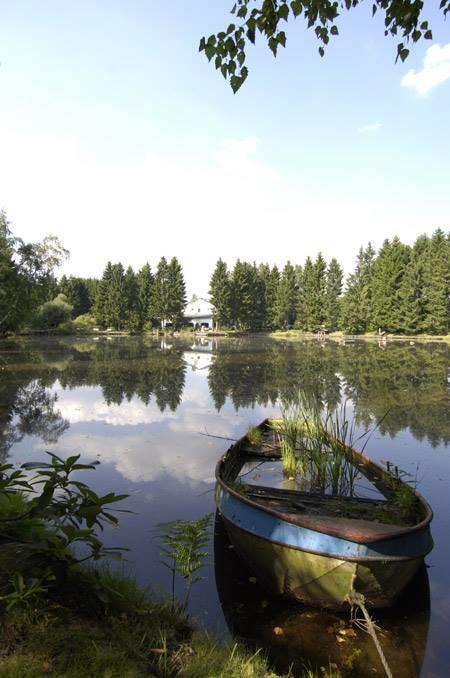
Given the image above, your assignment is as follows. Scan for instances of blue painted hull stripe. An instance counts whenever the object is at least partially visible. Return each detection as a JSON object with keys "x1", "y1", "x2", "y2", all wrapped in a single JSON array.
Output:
[{"x1": 216, "y1": 486, "x2": 432, "y2": 561}]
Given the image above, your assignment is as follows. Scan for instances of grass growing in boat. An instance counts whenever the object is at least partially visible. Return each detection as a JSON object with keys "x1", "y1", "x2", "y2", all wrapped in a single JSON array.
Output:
[
  {"x1": 273, "y1": 396, "x2": 365, "y2": 496},
  {"x1": 246, "y1": 425, "x2": 263, "y2": 447},
  {"x1": 272, "y1": 392, "x2": 320, "y2": 478}
]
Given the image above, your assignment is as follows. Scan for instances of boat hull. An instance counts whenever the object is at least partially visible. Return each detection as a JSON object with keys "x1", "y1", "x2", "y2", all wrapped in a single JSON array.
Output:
[{"x1": 216, "y1": 483, "x2": 433, "y2": 609}]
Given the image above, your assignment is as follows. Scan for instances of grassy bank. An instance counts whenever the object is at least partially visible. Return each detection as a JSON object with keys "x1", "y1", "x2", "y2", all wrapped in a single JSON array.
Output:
[
  {"x1": 0, "y1": 455, "x2": 339, "y2": 677},
  {"x1": 0, "y1": 566, "x2": 289, "y2": 678}
]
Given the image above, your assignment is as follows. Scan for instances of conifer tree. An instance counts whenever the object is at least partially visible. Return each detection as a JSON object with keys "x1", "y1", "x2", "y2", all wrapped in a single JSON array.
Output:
[
  {"x1": 108, "y1": 263, "x2": 126, "y2": 330},
  {"x1": 266, "y1": 265, "x2": 281, "y2": 330},
  {"x1": 311, "y1": 253, "x2": 327, "y2": 329},
  {"x1": 372, "y1": 237, "x2": 411, "y2": 332},
  {"x1": 123, "y1": 266, "x2": 141, "y2": 333},
  {"x1": 151, "y1": 257, "x2": 170, "y2": 329},
  {"x1": 209, "y1": 258, "x2": 232, "y2": 329},
  {"x1": 231, "y1": 260, "x2": 256, "y2": 330},
  {"x1": 273, "y1": 261, "x2": 297, "y2": 329},
  {"x1": 94, "y1": 261, "x2": 114, "y2": 327},
  {"x1": 421, "y1": 229, "x2": 450, "y2": 334},
  {"x1": 324, "y1": 258, "x2": 343, "y2": 331},
  {"x1": 251, "y1": 263, "x2": 267, "y2": 330},
  {"x1": 136, "y1": 263, "x2": 154, "y2": 328},
  {"x1": 341, "y1": 244, "x2": 376, "y2": 333},
  {"x1": 397, "y1": 235, "x2": 428, "y2": 334},
  {"x1": 297, "y1": 257, "x2": 315, "y2": 331},
  {"x1": 58, "y1": 276, "x2": 91, "y2": 317},
  {"x1": 167, "y1": 257, "x2": 187, "y2": 327}
]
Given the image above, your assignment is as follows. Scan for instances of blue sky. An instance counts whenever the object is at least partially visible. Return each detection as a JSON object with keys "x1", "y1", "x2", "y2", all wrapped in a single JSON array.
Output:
[{"x1": 0, "y1": 1, "x2": 449, "y2": 295}]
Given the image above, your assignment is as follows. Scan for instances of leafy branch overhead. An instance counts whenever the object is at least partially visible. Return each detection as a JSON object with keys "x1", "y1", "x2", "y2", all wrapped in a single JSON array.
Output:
[{"x1": 199, "y1": 0, "x2": 449, "y2": 92}]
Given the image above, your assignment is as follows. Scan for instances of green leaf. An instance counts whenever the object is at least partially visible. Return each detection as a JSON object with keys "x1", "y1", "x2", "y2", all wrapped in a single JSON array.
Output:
[
  {"x1": 268, "y1": 36, "x2": 278, "y2": 56},
  {"x1": 319, "y1": 46, "x2": 325, "y2": 57},
  {"x1": 205, "y1": 45, "x2": 216, "y2": 61},
  {"x1": 237, "y1": 5, "x2": 247, "y2": 18},
  {"x1": 278, "y1": 4, "x2": 289, "y2": 21},
  {"x1": 227, "y1": 23, "x2": 236, "y2": 35},
  {"x1": 277, "y1": 31, "x2": 287, "y2": 47},
  {"x1": 330, "y1": 25, "x2": 339, "y2": 36},
  {"x1": 290, "y1": 0, "x2": 302, "y2": 17},
  {"x1": 237, "y1": 51, "x2": 245, "y2": 66},
  {"x1": 398, "y1": 45, "x2": 410, "y2": 62},
  {"x1": 424, "y1": 30, "x2": 433, "y2": 40}
]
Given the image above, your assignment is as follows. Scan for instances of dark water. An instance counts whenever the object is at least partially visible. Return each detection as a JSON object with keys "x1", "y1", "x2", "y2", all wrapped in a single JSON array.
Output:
[{"x1": 0, "y1": 335, "x2": 449, "y2": 676}]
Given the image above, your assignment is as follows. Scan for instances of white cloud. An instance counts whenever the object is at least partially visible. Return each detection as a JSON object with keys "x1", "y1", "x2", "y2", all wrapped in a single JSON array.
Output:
[
  {"x1": 401, "y1": 43, "x2": 450, "y2": 95},
  {"x1": 357, "y1": 122, "x2": 382, "y2": 134}
]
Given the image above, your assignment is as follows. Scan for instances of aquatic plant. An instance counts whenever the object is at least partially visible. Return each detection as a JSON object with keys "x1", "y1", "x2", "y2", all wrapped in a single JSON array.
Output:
[
  {"x1": 274, "y1": 394, "x2": 370, "y2": 496},
  {"x1": 157, "y1": 513, "x2": 213, "y2": 611},
  {"x1": 273, "y1": 391, "x2": 321, "y2": 478},
  {"x1": 245, "y1": 425, "x2": 263, "y2": 447}
]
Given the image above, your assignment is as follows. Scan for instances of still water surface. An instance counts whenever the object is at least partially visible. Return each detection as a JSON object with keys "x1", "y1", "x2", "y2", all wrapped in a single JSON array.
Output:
[{"x1": 1, "y1": 336, "x2": 449, "y2": 676}]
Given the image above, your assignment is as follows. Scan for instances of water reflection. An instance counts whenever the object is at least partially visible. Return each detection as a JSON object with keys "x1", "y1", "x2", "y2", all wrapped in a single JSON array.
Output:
[
  {"x1": 214, "y1": 513, "x2": 430, "y2": 677},
  {"x1": 0, "y1": 335, "x2": 448, "y2": 674},
  {"x1": 1, "y1": 336, "x2": 448, "y2": 448},
  {"x1": 0, "y1": 380, "x2": 69, "y2": 461}
]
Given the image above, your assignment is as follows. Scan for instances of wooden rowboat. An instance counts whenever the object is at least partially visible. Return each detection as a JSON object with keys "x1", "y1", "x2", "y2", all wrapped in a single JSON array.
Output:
[{"x1": 215, "y1": 419, "x2": 433, "y2": 609}]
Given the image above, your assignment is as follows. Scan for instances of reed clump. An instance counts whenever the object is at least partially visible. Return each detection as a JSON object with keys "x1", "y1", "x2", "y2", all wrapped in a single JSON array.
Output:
[
  {"x1": 272, "y1": 394, "x2": 363, "y2": 496},
  {"x1": 245, "y1": 425, "x2": 263, "y2": 447}
]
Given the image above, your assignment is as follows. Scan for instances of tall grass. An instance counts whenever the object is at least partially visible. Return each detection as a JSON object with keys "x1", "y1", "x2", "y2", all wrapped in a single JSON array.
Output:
[{"x1": 274, "y1": 393, "x2": 364, "y2": 495}]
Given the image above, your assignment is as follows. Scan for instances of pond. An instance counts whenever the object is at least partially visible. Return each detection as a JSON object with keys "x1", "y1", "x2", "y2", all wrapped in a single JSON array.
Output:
[{"x1": 0, "y1": 335, "x2": 449, "y2": 676}]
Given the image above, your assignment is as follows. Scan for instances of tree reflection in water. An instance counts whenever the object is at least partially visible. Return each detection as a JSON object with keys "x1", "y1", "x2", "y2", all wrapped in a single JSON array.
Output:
[{"x1": 0, "y1": 337, "x2": 448, "y2": 464}]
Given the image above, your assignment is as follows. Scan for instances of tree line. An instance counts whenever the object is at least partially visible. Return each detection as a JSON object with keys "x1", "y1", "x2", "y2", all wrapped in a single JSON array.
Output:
[
  {"x1": 1, "y1": 209, "x2": 448, "y2": 337},
  {"x1": 209, "y1": 230, "x2": 449, "y2": 335},
  {"x1": 59, "y1": 256, "x2": 187, "y2": 333}
]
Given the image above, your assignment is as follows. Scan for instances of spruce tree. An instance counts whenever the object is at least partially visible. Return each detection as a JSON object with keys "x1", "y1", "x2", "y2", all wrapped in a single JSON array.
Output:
[
  {"x1": 372, "y1": 237, "x2": 411, "y2": 333},
  {"x1": 123, "y1": 266, "x2": 141, "y2": 333},
  {"x1": 109, "y1": 263, "x2": 126, "y2": 330},
  {"x1": 341, "y1": 244, "x2": 376, "y2": 333},
  {"x1": 166, "y1": 257, "x2": 187, "y2": 327},
  {"x1": 324, "y1": 258, "x2": 343, "y2": 331},
  {"x1": 266, "y1": 265, "x2": 281, "y2": 330},
  {"x1": 58, "y1": 276, "x2": 91, "y2": 317},
  {"x1": 151, "y1": 257, "x2": 170, "y2": 329},
  {"x1": 94, "y1": 262, "x2": 114, "y2": 327},
  {"x1": 397, "y1": 236, "x2": 428, "y2": 334},
  {"x1": 209, "y1": 258, "x2": 231, "y2": 329},
  {"x1": 297, "y1": 257, "x2": 315, "y2": 331},
  {"x1": 273, "y1": 261, "x2": 297, "y2": 329},
  {"x1": 421, "y1": 229, "x2": 450, "y2": 334},
  {"x1": 136, "y1": 263, "x2": 154, "y2": 328},
  {"x1": 311, "y1": 253, "x2": 327, "y2": 330},
  {"x1": 231, "y1": 260, "x2": 256, "y2": 330}
]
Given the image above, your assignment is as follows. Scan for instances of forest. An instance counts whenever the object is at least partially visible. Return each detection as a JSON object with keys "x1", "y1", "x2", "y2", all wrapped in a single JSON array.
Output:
[{"x1": 1, "y1": 211, "x2": 449, "y2": 336}]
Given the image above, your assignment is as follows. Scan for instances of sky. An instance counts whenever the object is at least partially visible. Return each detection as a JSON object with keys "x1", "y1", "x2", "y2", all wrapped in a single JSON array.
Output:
[{"x1": 0, "y1": 1, "x2": 449, "y2": 297}]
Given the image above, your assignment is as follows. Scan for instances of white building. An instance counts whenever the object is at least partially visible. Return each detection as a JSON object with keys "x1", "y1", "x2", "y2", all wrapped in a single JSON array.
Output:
[{"x1": 183, "y1": 298, "x2": 214, "y2": 329}]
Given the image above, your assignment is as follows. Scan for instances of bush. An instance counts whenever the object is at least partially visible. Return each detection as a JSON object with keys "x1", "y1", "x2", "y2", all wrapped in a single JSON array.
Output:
[
  {"x1": 32, "y1": 294, "x2": 73, "y2": 331},
  {"x1": 73, "y1": 313, "x2": 97, "y2": 330}
]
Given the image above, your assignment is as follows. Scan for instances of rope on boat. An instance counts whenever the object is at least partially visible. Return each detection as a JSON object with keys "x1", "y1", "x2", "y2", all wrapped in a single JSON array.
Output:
[{"x1": 346, "y1": 590, "x2": 393, "y2": 678}]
